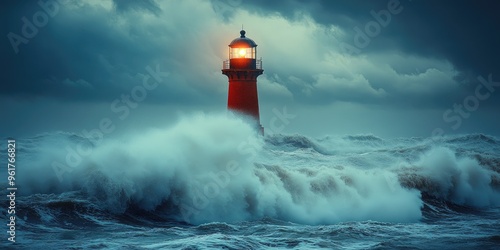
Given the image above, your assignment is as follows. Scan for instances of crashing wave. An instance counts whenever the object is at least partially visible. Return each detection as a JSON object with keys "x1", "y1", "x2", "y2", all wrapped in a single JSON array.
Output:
[{"x1": 2, "y1": 114, "x2": 500, "y2": 226}]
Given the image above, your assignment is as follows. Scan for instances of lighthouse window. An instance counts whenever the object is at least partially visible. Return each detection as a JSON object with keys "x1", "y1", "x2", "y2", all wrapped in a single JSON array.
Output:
[{"x1": 230, "y1": 47, "x2": 256, "y2": 59}]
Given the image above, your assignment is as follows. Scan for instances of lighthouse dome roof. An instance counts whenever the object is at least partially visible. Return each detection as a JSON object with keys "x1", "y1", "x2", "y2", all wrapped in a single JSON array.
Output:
[{"x1": 229, "y1": 30, "x2": 257, "y2": 48}]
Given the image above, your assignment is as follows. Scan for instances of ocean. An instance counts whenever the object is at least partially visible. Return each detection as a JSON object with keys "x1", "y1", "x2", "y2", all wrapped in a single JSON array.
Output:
[{"x1": 1, "y1": 114, "x2": 499, "y2": 249}]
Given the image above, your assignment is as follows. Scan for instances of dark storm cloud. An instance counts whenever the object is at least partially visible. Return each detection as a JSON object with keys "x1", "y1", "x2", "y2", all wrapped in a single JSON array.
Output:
[
  {"x1": 0, "y1": 0, "x2": 217, "y2": 105},
  {"x1": 112, "y1": 0, "x2": 161, "y2": 15},
  {"x1": 1, "y1": 0, "x2": 500, "y2": 109},
  {"x1": 240, "y1": 0, "x2": 500, "y2": 77}
]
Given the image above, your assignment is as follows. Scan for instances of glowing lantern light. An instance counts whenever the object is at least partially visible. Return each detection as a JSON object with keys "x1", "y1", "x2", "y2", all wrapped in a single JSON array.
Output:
[{"x1": 238, "y1": 48, "x2": 246, "y2": 57}]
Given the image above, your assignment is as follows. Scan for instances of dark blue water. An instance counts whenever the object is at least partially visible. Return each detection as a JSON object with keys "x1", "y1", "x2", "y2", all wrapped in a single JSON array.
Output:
[{"x1": 1, "y1": 115, "x2": 499, "y2": 249}]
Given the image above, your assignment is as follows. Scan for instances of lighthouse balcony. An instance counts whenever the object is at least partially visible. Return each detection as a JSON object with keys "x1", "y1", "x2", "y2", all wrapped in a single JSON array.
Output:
[
  {"x1": 223, "y1": 59, "x2": 262, "y2": 70},
  {"x1": 256, "y1": 59, "x2": 262, "y2": 69}
]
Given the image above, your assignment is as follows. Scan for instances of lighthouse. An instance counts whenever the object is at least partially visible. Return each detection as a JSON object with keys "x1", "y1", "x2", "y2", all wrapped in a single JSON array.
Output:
[{"x1": 222, "y1": 30, "x2": 264, "y2": 134}]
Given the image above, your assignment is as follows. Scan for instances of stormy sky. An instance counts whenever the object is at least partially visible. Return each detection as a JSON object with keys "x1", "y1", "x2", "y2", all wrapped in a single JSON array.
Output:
[{"x1": 1, "y1": 0, "x2": 499, "y2": 138}]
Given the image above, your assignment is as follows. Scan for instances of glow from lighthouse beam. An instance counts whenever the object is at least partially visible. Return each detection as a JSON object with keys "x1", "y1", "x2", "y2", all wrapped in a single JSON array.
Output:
[
  {"x1": 230, "y1": 48, "x2": 253, "y2": 59},
  {"x1": 238, "y1": 49, "x2": 246, "y2": 57}
]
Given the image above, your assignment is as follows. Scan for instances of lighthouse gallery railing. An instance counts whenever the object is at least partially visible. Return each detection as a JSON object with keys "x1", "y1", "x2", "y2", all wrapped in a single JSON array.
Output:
[{"x1": 223, "y1": 59, "x2": 262, "y2": 70}]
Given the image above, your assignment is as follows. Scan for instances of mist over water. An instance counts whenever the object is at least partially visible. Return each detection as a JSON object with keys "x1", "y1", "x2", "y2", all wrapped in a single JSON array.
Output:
[{"x1": 1, "y1": 114, "x2": 500, "y2": 248}]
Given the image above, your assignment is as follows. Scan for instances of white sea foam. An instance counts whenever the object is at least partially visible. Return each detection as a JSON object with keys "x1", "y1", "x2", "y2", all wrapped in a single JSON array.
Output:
[
  {"x1": 411, "y1": 147, "x2": 500, "y2": 207},
  {"x1": 15, "y1": 114, "x2": 500, "y2": 225}
]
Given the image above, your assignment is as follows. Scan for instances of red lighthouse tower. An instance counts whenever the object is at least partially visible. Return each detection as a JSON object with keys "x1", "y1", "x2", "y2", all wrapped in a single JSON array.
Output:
[{"x1": 222, "y1": 30, "x2": 264, "y2": 134}]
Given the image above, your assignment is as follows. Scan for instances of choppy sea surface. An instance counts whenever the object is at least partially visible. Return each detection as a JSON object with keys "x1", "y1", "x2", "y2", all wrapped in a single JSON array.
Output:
[{"x1": 1, "y1": 115, "x2": 499, "y2": 249}]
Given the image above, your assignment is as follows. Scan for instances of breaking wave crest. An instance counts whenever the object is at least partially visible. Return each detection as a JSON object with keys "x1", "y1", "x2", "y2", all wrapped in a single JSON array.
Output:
[
  {"x1": 398, "y1": 147, "x2": 500, "y2": 207},
  {"x1": 4, "y1": 114, "x2": 500, "y2": 225}
]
